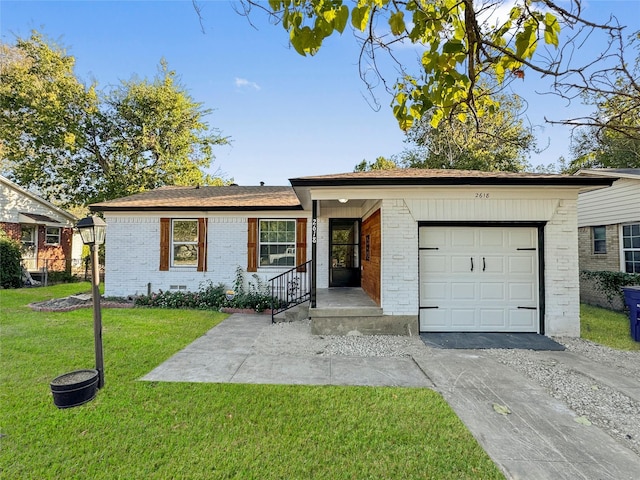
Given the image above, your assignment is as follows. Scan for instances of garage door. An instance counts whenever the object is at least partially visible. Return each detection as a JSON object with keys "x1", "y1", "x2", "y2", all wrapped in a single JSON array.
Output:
[{"x1": 419, "y1": 226, "x2": 539, "y2": 332}]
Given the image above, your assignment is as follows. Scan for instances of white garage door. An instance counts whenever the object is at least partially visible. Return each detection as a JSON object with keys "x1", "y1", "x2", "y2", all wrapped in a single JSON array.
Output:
[{"x1": 419, "y1": 226, "x2": 539, "y2": 332}]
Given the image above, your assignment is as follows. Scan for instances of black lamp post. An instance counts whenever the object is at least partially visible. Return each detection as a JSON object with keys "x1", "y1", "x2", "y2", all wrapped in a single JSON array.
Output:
[{"x1": 77, "y1": 215, "x2": 107, "y2": 389}]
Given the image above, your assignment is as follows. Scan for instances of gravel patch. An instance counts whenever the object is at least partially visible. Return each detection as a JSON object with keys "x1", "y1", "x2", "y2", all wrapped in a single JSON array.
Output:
[
  {"x1": 255, "y1": 321, "x2": 640, "y2": 457},
  {"x1": 253, "y1": 320, "x2": 428, "y2": 357}
]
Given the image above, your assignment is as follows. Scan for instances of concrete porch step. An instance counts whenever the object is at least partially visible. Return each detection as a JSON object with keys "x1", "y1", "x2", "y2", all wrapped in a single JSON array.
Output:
[
  {"x1": 309, "y1": 306, "x2": 384, "y2": 318},
  {"x1": 273, "y1": 301, "x2": 310, "y2": 323}
]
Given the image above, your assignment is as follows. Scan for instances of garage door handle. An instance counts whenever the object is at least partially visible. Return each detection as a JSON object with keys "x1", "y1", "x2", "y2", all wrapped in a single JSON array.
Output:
[
  {"x1": 470, "y1": 257, "x2": 474, "y2": 271},
  {"x1": 517, "y1": 306, "x2": 537, "y2": 310},
  {"x1": 483, "y1": 257, "x2": 486, "y2": 271}
]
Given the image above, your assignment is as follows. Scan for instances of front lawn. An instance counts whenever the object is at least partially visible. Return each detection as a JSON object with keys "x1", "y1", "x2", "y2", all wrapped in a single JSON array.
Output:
[
  {"x1": 0, "y1": 284, "x2": 503, "y2": 479},
  {"x1": 581, "y1": 304, "x2": 640, "y2": 351}
]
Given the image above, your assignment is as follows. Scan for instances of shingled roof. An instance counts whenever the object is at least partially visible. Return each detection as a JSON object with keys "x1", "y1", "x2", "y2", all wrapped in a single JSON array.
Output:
[
  {"x1": 289, "y1": 168, "x2": 615, "y2": 186},
  {"x1": 90, "y1": 185, "x2": 302, "y2": 212},
  {"x1": 90, "y1": 169, "x2": 614, "y2": 213}
]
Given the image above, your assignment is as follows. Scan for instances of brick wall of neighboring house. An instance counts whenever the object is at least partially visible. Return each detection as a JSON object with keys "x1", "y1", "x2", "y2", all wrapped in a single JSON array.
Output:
[
  {"x1": 0, "y1": 222, "x2": 21, "y2": 240},
  {"x1": 577, "y1": 225, "x2": 624, "y2": 310},
  {"x1": 578, "y1": 225, "x2": 620, "y2": 271},
  {"x1": 579, "y1": 275, "x2": 625, "y2": 311},
  {"x1": 36, "y1": 226, "x2": 73, "y2": 272}
]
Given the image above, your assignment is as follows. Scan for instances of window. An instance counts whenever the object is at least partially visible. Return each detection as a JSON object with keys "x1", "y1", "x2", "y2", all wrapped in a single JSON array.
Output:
[
  {"x1": 259, "y1": 220, "x2": 296, "y2": 267},
  {"x1": 46, "y1": 227, "x2": 61, "y2": 245},
  {"x1": 592, "y1": 226, "x2": 606, "y2": 254},
  {"x1": 159, "y1": 218, "x2": 207, "y2": 271},
  {"x1": 171, "y1": 220, "x2": 198, "y2": 267},
  {"x1": 622, "y1": 223, "x2": 640, "y2": 273},
  {"x1": 21, "y1": 226, "x2": 35, "y2": 245}
]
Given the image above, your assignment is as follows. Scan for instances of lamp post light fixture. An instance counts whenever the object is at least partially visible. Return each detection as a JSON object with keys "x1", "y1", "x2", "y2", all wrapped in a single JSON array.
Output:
[{"x1": 76, "y1": 215, "x2": 107, "y2": 389}]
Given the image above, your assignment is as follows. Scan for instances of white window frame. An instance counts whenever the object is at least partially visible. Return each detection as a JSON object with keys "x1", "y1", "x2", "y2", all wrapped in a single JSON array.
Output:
[
  {"x1": 171, "y1": 219, "x2": 198, "y2": 268},
  {"x1": 21, "y1": 225, "x2": 36, "y2": 245},
  {"x1": 621, "y1": 223, "x2": 640, "y2": 274},
  {"x1": 259, "y1": 219, "x2": 296, "y2": 268},
  {"x1": 592, "y1": 226, "x2": 606, "y2": 254},
  {"x1": 45, "y1": 227, "x2": 61, "y2": 245}
]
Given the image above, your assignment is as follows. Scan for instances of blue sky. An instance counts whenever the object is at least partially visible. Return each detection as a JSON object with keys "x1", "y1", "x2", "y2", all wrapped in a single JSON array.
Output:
[{"x1": 1, "y1": 1, "x2": 638, "y2": 186}]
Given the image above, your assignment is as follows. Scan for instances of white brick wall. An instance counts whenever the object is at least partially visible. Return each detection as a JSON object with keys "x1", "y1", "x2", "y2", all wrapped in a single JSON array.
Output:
[
  {"x1": 315, "y1": 218, "x2": 329, "y2": 288},
  {"x1": 543, "y1": 198, "x2": 581, "y2": 336},
  {"x1": 103, "y1": 213, "x2": 311, "y2": 298},
  {"x1": 381, "y1": 199, "x2": 419, "y2": 315}
]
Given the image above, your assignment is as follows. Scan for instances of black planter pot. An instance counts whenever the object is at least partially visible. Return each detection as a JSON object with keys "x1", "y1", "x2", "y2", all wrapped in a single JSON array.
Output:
[{"x1": 50, "y1": 369, "x2": 99, "y2": 409}]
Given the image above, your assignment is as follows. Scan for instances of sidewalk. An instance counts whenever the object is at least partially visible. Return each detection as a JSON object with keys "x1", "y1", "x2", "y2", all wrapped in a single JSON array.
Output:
[{"x1": 141, "y1": 313, "x2": 640, "y2": 480}]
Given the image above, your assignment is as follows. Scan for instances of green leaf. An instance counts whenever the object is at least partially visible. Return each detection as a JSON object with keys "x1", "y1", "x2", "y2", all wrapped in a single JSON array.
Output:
[
  {"x1": 290, "y1": 26, "x2": 315, "y2": 56},
  {"x1": 389, "y1": 11, "x2": 405, "y2": 36},
  {"x1": 351, "y1": 5, "x2": 370, "y2": 31},
  {"x1": 334, "y1": 5, "x2": 349, "y2": 34},
  {"x1": 515, "y1": 21, "x2": 538, "y2": 60},
  {"x1": 574, "y1": 416, "x2": 592, "y2": 426},
  {"x1": 492, "y1": 403, "x2": 511, "y2": 415},
  {"x1": 442, "y1": 40, "x2": 464, "y2": 54},
  {"x1": 430, "y1": 109, "x2": 444, "y2": 129},
  {"x1": 544, "y1": 12, "x2": 560, "y2": 47}
]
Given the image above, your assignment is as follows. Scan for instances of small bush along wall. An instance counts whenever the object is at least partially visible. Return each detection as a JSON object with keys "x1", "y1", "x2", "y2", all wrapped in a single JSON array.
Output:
[
  {"x1": 0, "y1": 229, "x2": 22, "y2": 288},
  {"x1": 135, "y1": 267, "x2": 280, "y2": 312},
  {"x1": 581, "y1": 270, "x2": 640, "y2": 309}
]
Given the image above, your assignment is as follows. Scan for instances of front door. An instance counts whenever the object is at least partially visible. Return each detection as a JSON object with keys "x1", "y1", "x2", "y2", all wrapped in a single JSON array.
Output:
[
  {"x1": 329, "y1": 219, "x2": 361, "y2": 287},
  {"x1": 20, "y1": 225, "x2": 37, "y2": 270}
]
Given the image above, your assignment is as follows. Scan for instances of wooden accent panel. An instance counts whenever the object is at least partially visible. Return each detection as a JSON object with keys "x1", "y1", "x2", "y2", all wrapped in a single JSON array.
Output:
[
  {"x1": 159, "y1": 218, "x2": 170, "y2": 271},
  {"x1": 296, "y1": 218, "x2": 307, "y2": 272},
  {"x1": 361, "y1": 209, "x2": 381, "y2": 305},
  {"x1": 197, "y1": 218, "x2": 207, "y2": 272},
  {"x1": 247, "y1": 218, "x2": 258, "y2": 272}
]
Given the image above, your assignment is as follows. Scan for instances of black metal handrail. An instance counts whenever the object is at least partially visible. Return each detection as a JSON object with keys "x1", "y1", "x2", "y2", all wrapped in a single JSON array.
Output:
[{"x1": 269, "y1": 260, "x2": 312, "y2": 323}]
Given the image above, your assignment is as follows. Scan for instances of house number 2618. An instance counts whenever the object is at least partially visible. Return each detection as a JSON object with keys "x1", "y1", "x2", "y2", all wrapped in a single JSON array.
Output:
[{"x1": 475, "y1": 193, "x2": 490, "y2": 199}]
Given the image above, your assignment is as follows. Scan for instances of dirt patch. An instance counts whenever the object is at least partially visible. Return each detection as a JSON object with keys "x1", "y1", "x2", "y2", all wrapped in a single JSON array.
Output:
[{"x1": 29, "y1": 296, "x2": 134, "y2": 312}]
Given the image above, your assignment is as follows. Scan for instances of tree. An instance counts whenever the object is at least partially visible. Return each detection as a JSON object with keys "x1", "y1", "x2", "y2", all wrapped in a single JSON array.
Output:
[
  {"x1": 237, "y1": 0, "x2": 635, "y2": 137},
  {"x1": 399, "y1": 91, "x2": 536, "y2": 172},
  {"x1": 567, "y1": 40, "x2": 640, "y2": 171},
  {"x1": 0, "y1": 35, "x2": 95, "y2": 203},
  {"x1": 0, "y1": 33, "x2": 228, "y2": 206},
  {"x1": 354, "y1": 156, "x2": 397, "y2": 171}
]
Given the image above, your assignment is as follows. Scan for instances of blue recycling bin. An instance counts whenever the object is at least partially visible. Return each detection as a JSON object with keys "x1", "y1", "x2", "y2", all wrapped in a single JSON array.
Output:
[{"x1": 621, "y1": 286, "x2": 640, "y2": 342}]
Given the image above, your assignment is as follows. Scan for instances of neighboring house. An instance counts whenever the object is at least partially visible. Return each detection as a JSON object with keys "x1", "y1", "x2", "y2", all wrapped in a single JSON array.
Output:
[
  {"x1": 0, "y1": 175, "x2": 77, "y2": 275},
  {"x1": 90, "y1": 169, "x2": 611, "y2": 337},
  {"x1": 576, "y1": 168, "x2": 640, "y2": 310}
]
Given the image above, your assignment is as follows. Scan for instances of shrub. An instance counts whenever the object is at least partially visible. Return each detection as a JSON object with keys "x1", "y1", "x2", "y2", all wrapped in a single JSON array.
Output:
[
  {"x1": 134, "y1": 268, "x2": 279, "y2": 312},
  {"x1": 0, "y1": 229, "x2": 22, "y2": 288},
  {"x1": 47, "y1": 271, "x2": 80, "y2": 285},
  {"x1": 581, "y1": 270, "x2": 640, "y2": 306}
]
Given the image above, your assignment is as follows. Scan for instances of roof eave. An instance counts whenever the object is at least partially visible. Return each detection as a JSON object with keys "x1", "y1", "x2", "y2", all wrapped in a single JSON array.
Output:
[
  {"x1": 90, "y1": 205, "x2": 304, "y2": 213},
  {"x1": 289, "y1": 177, "x2": 615, "y2": 188}
]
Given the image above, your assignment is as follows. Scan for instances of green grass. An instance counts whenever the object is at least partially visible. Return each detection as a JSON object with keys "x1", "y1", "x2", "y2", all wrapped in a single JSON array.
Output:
[
  {"x1": 0, "y1": 284, "x2": 503, "y2": 479},
  {"x1": 581, "y1": 304, "x2": 640, "y2": 351}
]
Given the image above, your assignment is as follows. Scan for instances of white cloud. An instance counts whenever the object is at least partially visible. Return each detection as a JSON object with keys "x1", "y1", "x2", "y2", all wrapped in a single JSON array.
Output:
[{"x1": 234, "y1": 77, "x2": 261, "y2": 91}]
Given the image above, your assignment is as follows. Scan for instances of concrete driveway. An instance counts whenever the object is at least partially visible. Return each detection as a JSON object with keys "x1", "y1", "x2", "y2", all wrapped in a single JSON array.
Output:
[{"x1": 142, "y1": 313, "x2": 640, "y2": 480}]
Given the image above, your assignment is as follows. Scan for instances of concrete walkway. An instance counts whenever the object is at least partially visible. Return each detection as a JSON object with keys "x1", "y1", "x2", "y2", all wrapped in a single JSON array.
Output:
[
  {"x1": 141, "y1": 314, "x2": 640, "y2": 480},
  {"x1": 141, "y1": 314, "x2": 431, "y2": 387}
]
